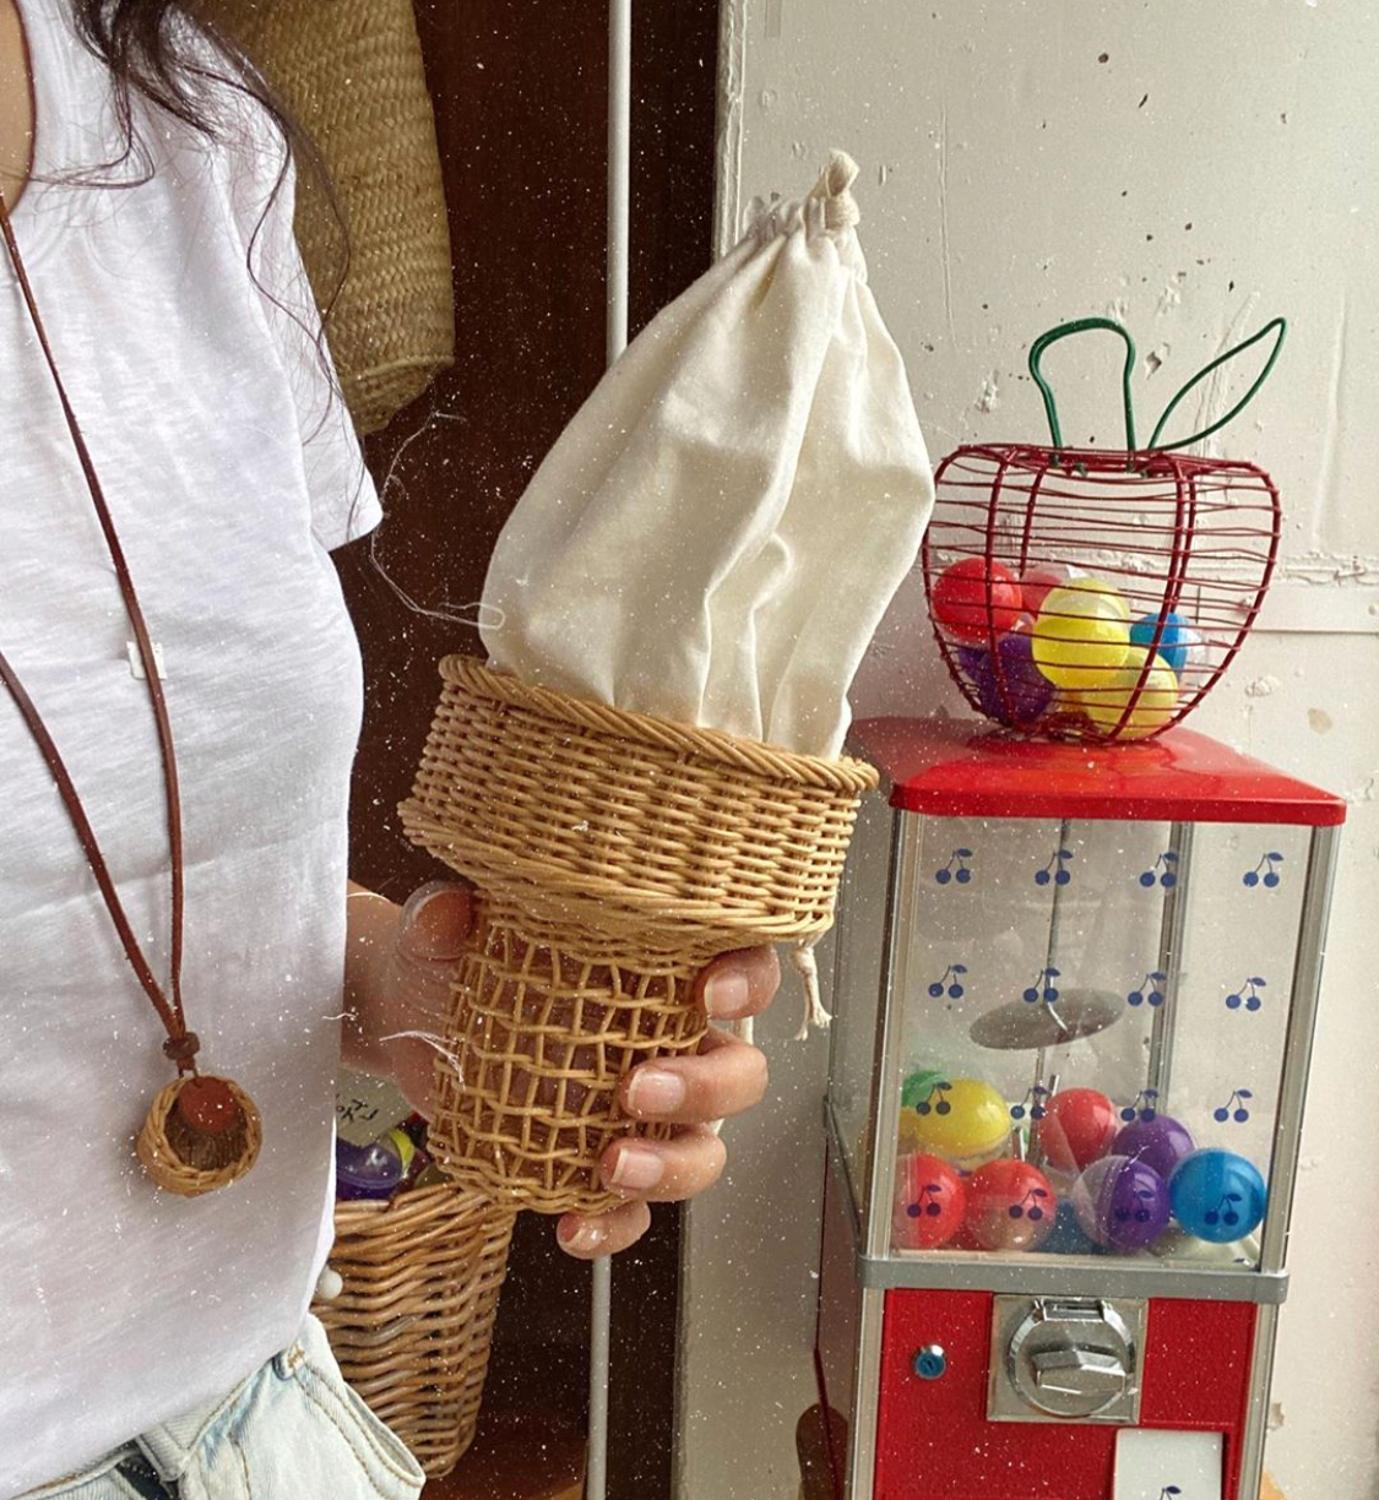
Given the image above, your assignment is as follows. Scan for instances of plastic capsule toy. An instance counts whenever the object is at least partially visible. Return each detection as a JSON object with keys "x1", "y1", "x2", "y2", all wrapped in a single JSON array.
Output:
[
  {"x1": 1129, "y1": 610, "x2": 1195, "y2": 676},
  {"x1": 965, "y1": 1158, "x2": 1057, "y2": 1251},
  {"x1": 893, "y1": 1153, "x2": 968, "y2": 1250},
  {"x1": 1113, "y1": 1114, "x2": 1195, "y2": 1183},
  {"x1": 906, "y1": 1076, "x2": 1012, "y2": 1171},
  {"x1": 1072, "y1": 1155, "x2": 1172, "y2": 1252},
  {"x1": 1078, "y1": 647, "x2": 1180, "y2": 737},
  {"x1": 336, "y1": 1126, "x2": 416, "y2": 1202},
  {"x1": 931, "y1": 558, "x2": 1024, "y2": 644},
  {"x1": 1035, "y1": 1088, "x2": 1120, "y2": 1174},
  {"x1": 1169, "y1": 1148, "x2": 1267, "y2": 1244},
  {"x1": 1031, "y1": 581, "x2": 1132, "y2": 690}
]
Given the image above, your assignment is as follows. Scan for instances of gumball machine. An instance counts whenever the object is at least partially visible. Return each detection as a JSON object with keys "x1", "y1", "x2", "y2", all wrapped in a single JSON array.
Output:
[{"x1": 815, "y1": 719, "x2": 1343, "y2": 1500}]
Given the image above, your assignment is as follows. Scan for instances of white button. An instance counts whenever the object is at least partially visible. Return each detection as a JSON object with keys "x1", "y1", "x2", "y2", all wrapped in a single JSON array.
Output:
[{"x1": 315, "y1": 1266, "x2": 344, "y2": 1302}]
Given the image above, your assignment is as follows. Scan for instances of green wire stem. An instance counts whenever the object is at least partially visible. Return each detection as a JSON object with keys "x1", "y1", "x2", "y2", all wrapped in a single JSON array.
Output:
[
  {"x1": 1026, "y1": 314, "x2": 1287, "y2": 456},
  {"x1": 1029, "y1": 318, "x2": 1138, "y2": 453}
]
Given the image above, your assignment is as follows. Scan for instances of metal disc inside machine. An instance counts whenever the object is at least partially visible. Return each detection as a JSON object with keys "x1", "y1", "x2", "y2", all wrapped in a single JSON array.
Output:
[{"x1": 968, "y1": 988, "x2": 1124, "y2": 1051}]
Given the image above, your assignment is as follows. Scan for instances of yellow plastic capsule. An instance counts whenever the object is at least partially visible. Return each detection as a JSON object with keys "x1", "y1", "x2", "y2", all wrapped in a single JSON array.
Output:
[
  {"x1": 1078, "y1": 648, "x2": 1180, "y2": 738},
  {"x1": 1032, "y1": 582, "x2": 1134, "y2": 689},
  {"x1": 1051, "y1": 575, "x2": 1131, "y2": 622},
  {"x1": 906, "y1": 1076, "x2": 1012, "y2": 1170}
]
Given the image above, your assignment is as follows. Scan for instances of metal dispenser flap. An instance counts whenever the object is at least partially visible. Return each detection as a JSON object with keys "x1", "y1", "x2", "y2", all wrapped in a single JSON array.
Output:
[
  {"x1": 989, "y1": 1294, "x2": 1146, "y2": 1425},
  {"x1": 1032, "y1": 1348, "x2": 1127, "y2": 1396}
]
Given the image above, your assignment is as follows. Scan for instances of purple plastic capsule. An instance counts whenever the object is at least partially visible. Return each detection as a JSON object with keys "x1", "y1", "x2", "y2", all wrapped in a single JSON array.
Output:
[
  {"x1": 1112, "y1": 1114, "x2": 1195, "y2": 1183},
  {"x1": 970, "y1": 632, "x2": 1055, "y2": 726},
  {"x1": 1072, "y1": 1154, "x2": 1171, "y2": 1252},
  {"x1": 336, "y1": 1131, "x2": 410, "y2": 1202}
]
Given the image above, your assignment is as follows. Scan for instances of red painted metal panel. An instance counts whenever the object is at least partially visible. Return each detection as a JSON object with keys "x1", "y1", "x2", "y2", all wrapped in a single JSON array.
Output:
[
  {"x1": 874, "y1": 1289, "x2": 1256, "y2": 1500},
  {"x1": 1142, "y1": 1299, "x2": 1257, "y2": 1497}
]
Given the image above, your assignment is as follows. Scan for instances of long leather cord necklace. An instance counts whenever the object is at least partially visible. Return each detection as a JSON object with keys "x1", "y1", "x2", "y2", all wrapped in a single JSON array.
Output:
[{"x1": 0, "y1": 187, "x2": 261, "y2": 1197}]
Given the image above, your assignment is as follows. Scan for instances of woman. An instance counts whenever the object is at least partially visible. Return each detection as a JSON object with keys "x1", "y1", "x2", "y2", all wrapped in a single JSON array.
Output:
[{"x1": 0, "y1": 3, "x2": 779, "y2": 1495}]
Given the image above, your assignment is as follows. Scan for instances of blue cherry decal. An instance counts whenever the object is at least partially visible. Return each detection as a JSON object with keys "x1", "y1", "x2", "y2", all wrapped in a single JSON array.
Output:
[
  {"x1": 1139, "y1": 851, "x2": 1178, "y2": 888},
  {"x1": 936, "y1": 849, "x2": 973, "y2": 885},
  {"x1": 1243, "y1": 852, "x2": 1283, "y2": 889}
]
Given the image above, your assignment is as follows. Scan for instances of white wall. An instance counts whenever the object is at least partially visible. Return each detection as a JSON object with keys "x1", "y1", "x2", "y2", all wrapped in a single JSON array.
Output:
[{"x1": 680, "y1": 4, "x2": 1379, "y2": 1497}]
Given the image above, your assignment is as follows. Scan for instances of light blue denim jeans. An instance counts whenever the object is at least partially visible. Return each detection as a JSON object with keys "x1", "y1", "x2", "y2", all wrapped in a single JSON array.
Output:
[{"x1": 21, "y1": 1315, "x2": 425, "y2": 1500}]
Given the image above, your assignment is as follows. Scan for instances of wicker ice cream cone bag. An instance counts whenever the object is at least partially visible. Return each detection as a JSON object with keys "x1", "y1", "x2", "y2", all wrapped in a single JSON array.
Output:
[{"x1": 400, "y1": 152, "x2": 935, "y2": 1215}]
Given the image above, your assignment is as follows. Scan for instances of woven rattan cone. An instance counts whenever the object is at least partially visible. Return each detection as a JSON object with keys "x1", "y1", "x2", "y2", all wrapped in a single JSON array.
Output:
[
  {"x1": 399, "y1": 657, "x2": 877, "y2": 1213},
  {"x1": 312, "y1": 1184, "x2": 516, "y2": 1480}
]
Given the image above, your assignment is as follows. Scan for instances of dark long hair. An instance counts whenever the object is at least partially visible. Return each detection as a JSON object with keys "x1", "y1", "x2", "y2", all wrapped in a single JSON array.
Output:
[
  {"x1": 69, "y1": 1, "x2": 344, "y2": 303},
  {"x1": 67, "y1": 0, "x2": 353, "y2": 432},
  {"x1": 70, "y1": 2, "x2": 291, "y2": 173}
]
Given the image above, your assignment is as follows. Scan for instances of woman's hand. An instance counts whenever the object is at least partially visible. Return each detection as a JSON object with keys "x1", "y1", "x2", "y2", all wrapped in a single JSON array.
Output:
[
  {"x1": 343, "y1": 880, "x2": 781, "y2": 1258},
  {"x1": 343, "y1": 880, "x2": 474, "y2": 1115}
]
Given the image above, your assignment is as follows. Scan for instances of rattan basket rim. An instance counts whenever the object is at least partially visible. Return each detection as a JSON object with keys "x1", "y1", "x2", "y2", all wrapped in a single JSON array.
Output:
[
  {"x1": 384, "y1": 837, "x2": 853, "y2": 944},
  {"x1": 436, "y1": 656, "x2": 879, "y2": 794},
  {"x1": 330, "y1": 1180, "x2": 516, "y2": 1224}
]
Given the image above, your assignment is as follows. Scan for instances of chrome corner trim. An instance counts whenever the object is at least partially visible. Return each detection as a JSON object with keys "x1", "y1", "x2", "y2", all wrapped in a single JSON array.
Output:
[
  {"x1": 825, "y1": 1097, "x2": 866, "y2": 1244},
  {"x1": 862, "y1": 808, "x2": 920, "y2": 1262},
  {"x1": 1260, "y1": 823, "x2": 1342, "y2": 1275},
  {"x1": 847, "y1": 1287, "x2": 886, "y2": 1500},
  {"x1": 854, "y1": 1251, "x2": 1289, "y2": 1306},
  {"x1": 1236, "y1": 1303, "x2": 1278, "y2": 1499}
]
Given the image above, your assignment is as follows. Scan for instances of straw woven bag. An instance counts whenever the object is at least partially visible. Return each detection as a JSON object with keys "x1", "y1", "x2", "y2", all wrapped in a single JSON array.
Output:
[
  {"x1": 399, "y1": 657, "x2": 878, "y2": 1215},
  {"x1": 214, "y1": 0, "x2": 455, "y2": 433},
  {"x1": 312, "y1": 1183, "x2": 516, "y2": 1478}
]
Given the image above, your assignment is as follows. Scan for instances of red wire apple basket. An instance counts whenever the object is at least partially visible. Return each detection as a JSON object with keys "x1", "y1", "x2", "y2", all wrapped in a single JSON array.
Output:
[{"x1": 922, "y1": 316, "x2": 1286, "y2": 742}]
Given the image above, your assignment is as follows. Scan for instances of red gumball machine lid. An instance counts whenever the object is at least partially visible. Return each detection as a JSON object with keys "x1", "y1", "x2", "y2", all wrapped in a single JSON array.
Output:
[{"x1": 850, "y1": 718, "x2": 1347, "y2": 827}]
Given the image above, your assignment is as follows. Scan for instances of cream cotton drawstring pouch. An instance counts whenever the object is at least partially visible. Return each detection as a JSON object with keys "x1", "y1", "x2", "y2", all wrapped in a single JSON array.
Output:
[
  {"x1": 476, "y1": 150, "x2": 934, "y2": 1040},
  {"x1": 480, "y1": 151, "x2": 935, "y2": 764}
]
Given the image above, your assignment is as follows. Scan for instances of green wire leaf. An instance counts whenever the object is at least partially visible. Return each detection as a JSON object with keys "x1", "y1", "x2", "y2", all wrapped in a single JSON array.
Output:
[{"x1": 1145, "y1": 318, "x2": 1287, "y2": 452}]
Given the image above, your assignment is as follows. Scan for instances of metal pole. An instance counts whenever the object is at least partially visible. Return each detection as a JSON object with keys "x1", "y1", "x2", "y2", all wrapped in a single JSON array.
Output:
[
  {"x1": 588, "y1": 1252, "x2": 613, "y2": 1500},
  {"x1": 588, "y1": 5, "x2": 631, "y2": 1498},
  {"x1": 1033, "y1": 817, "x2": 1074, "y2": 1088},
  {"x1": 607, "y1": 0, "x2": 632, "y2": 367}
]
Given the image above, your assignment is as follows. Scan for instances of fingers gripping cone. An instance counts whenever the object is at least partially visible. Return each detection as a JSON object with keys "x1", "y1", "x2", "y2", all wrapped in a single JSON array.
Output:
[{"x1": 400, "y1": 660, "x2": 877, "y2": 1214}]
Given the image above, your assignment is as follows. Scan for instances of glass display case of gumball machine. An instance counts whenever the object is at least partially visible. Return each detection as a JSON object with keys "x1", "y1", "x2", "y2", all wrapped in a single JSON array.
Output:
[{"x1": 815, "y1": 721, "x2": 1344, "y2": 1500}]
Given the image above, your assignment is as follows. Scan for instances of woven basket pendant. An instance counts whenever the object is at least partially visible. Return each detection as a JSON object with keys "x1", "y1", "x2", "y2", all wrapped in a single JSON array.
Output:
[
  {"x1": 135, "y1": 1075, "x2": 263, "y2": 1197},
  {"x1": 0, "y1": 194, "x2": 266, "y2": 1200}
]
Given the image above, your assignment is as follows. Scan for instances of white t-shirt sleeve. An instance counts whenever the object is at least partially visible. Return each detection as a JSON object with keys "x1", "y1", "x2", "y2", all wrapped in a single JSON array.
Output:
[{"x1": 223, "y1": 104, "x2": 382, "y2": 551}]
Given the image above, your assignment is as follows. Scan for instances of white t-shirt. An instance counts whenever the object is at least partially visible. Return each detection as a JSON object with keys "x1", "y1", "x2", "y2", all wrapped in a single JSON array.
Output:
[{"x1": 0, "y1": 3, "x2": 381, "y2": 1493}]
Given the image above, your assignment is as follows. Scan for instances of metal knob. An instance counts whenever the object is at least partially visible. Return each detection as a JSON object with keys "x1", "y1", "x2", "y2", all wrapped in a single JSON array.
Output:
[
  {"x1": 999, "y1": 1297, "x2": 1142, "y2": 1422},
  {"x1": 912, "y1": 1345, "x2": 947, "y2": 1381},
  {"x1": 1031, "y1": 1348, "x2": 1127, "y2": 1399}
]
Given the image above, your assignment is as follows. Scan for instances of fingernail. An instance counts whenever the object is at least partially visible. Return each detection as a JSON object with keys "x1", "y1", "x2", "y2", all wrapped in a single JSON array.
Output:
[
  {"x1": 605, "y1": 1144, "x2": 664, "y2": 1192},
  {"x1": 400, "y1": 882, "x2": 471, "y2": 961},
  {"x1": 704, "y1": 969, "x2": 751, "y2": 1018},
  {"x1": 626, "y1": 1067, "x2": 686, "y2": 1116},
  {"x1": 558, "y1": 1218, "x2": 608, "y2": 1256}
]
